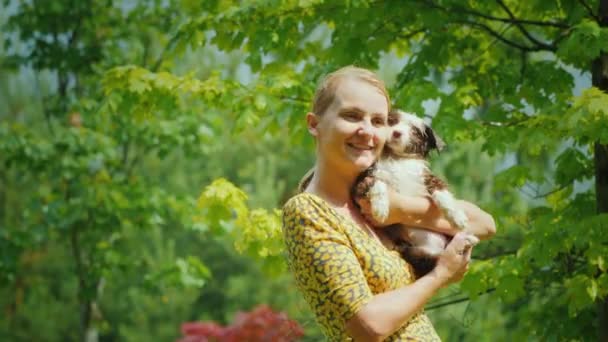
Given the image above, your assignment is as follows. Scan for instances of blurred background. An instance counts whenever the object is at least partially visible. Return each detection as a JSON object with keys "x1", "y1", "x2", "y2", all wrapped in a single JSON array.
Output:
[{"x1": 1, "y1": 0, "x2": 607, "y2": 341}]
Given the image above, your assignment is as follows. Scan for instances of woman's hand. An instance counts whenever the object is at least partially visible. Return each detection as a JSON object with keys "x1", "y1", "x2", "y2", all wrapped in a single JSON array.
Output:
[
  {"x1": 429, "y1": 232, "x2": 478, "y2": 286},
  {"x1": 346, "y1": 231, "x2": 479, "y2": 340}
]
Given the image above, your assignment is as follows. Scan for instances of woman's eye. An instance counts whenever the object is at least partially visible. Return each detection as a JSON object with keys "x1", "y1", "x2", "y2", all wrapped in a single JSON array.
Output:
[
  {"x1": 373, "y1": 118, "x2": 387, "y2": 126},
  {"x1": 343, "y1": 112, "x2": 359, "y2": 120}
]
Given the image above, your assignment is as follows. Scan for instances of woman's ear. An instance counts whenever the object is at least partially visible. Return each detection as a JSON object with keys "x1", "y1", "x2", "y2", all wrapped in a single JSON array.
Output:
[{"x1": 306, "y1": 112, "x2": 320, "y2": 137}]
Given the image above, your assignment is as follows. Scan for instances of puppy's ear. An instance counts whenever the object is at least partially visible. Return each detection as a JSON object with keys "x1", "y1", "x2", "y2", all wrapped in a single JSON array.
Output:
[
  {"x1": 424, "y1": 125, "x2": 446, "y2": 153},
  {"x1": 387, "y1": 110, "x2": 400, "y2": 126}
]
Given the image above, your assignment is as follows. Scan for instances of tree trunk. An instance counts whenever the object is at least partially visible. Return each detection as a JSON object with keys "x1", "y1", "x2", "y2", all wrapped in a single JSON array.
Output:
[{"x1": 594, "y1": 1, "x2": 608, "y2": 340}]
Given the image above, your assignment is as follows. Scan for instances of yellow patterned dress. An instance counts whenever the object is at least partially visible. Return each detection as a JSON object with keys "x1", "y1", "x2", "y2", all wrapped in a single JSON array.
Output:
[{"x1": 282, "y1": 193, "x2": 441, "y2": 341}]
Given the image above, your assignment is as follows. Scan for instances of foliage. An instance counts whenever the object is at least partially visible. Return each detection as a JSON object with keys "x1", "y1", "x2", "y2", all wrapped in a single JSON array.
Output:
[
  {"x1": 178, "y1": 304, "x2": 304, "y2": 342},
  {"x1": 1, "y1": 0, "x2": 608, "y2": 341},
  {"x1": 197, "y1": 178, "x2": 285, "y2": 274}
]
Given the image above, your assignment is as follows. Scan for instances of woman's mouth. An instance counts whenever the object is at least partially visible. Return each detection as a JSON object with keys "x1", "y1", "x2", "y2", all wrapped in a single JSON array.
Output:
[{"x1": 347, "y1": 143, "x2": 374, "y2": 151}]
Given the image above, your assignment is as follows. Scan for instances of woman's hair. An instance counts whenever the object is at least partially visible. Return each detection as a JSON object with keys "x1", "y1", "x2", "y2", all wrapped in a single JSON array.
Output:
[
  {"x1": 312, "y1": 65, "x2": 391, "y2": 116},
  {"x1": 298, "y1": 66, "x2": 390, "y2": 193},
  {"x1": 298, "y1": 167, "x2": 315, "y2": 193}
]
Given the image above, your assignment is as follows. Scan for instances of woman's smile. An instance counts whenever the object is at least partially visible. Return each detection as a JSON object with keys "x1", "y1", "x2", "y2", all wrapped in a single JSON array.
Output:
[{"x1": 347, "y1": 143, "x2": 374, "y2": 151}]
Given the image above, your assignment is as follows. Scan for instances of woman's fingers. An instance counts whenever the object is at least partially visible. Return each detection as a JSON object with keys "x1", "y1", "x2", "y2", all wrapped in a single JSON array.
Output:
[
  {"x1": 445, "y1": 232, "x2": 471, "y2": 254},
  {"x1": 463, "y1": 244, "x2": 473, "y2": 262},
  {"x1": 464, "y1": 234, "x2": 480, "y2": 247},
  {"x1": 358, "y1": 198, "x2": 371, "y2": 214},
  {"x1": 357, "y1": 198, "x2": 384, "y2": 226},
  {"x1": 433, "y1": 232, "x2": 477, "y2": 285},
  {"x1": 358, "y1": 200, "x2": 373, "y2": 220}
]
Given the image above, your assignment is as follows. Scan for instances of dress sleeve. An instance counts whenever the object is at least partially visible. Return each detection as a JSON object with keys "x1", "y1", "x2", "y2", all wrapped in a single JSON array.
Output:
[{"x1": 282, "y1": 195, "x2": 373, "y2": 328}]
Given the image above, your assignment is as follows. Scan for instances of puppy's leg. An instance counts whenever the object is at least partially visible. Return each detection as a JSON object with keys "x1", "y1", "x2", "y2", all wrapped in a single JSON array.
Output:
[
  {"x1": 432, "y1": 190, "x2": 468, "y2": 230},
  {"x1": 393, "y1": 227, "x2": 446, "y2": 278},
  {"x1": 369, "y1": 180, "x2": 390, "y2": 223},
  {"x1": 425, "y1": 173, "x2": 468, "y2": 230}
]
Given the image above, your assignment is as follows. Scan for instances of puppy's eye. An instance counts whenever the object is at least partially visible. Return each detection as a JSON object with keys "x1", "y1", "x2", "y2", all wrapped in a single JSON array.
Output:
[{"x1": 387, "y1": 116, "x2": 399, "y2": 126}]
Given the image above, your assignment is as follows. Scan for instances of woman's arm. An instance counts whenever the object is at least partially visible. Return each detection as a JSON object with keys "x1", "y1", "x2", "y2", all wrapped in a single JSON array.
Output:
[
  {"x1": 360, "y1": 191, "x2": 496, "y2": 240},
  {"x1": 394, "y1": 195, "x2": 496, "y2": 240},
  {"x1": 346, "y1": 232, "x2": 474, "y2": 341}
]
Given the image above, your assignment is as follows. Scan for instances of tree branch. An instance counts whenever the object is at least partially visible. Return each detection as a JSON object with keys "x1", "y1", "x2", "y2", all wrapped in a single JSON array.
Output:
[
  {"x1": 515, "y1": 179, "x2": 578, "y2": 200},
  {"x1": 398, "y1": 28, "x2": 427, "y2": 41},
  {"x1": 59, "y1": 20, "x2": 82, "y2": 101},
  {"x1": 141, "y1": 34, "x2": 151, "y2": 67},
  {"x1": 69, "y1": 208, "x2": 90, "y2": 342},
  {"x1": 418, "y1": 0, "x2": 569, "y2": 29},
  {"x1": 121, "y1": 140, "x2": 130, "y2": 167},
  {"x1": 533, "y1": 182, "x2": 574, "y2": 199},
  {"x1": 126, "y1": 151, "x2": 140, "y2": 178},
  {"x1": 278, "y1": 95, "x2": 309, "y2": 104},
  {"x1": 495, "y1": 0, "x2": 555, "y2": 50},
  {"x1": 474, "y1": 249, "x2": 518, "y2": 260},
  {"x1": 578, "y1": 0, "x2": 601, "y2": 21},
  {"x1": 479, "y1": 116, "x2": 531, "y2": 127},
  {"x1": 425, "y1": 288, "x2": 496, "y2": 311},
  {"x1": 151, "y1": 30, "x2": 183, "y2": 72},
  {"x1": 520, "y1": 49, "x2": 527, "y2": 84},
  {"x1": 453, "y1": 19, "x2": 546, "y2": 52},
  {"x1": 35, "y1": 72, "x2": 55, "y2": 136}
]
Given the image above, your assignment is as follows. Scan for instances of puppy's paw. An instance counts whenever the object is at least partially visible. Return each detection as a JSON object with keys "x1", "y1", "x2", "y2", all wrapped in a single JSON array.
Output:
[
  {"x1": 369, "y1": 181, "x2": 389, "y2": 223},
  {"x1": 375, "y1": 169, "x2": 392, "y2": 182},
  {"x1": 449, "y1": 209, "x2": 469, "y2": 230},
  {"x1": 432, "y1": 190, "x2": 468, "y2": 230}
]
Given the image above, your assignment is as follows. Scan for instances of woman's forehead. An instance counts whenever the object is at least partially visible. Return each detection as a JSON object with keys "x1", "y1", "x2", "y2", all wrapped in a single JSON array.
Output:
[{"x1": 331, "y1": 78, "x2": 389, "y2": 115}]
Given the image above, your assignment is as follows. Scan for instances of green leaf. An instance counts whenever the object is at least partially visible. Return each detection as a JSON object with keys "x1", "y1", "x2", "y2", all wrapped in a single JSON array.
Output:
[
  {"x1": 176, "y1": 256, "x2": 211, "y2": 288},
  {"x1": 495, "y1": 165, "x2": 530, "y2": 189},
  {"x1": 565, "y1": 275, "x2": 595, "y2": 317},
  {"x1": 496, "y1": 274, "x2": 525, "y2": 303},
  {"x1": 557, "y1": 20, "x2": 608, "y2": 67}
]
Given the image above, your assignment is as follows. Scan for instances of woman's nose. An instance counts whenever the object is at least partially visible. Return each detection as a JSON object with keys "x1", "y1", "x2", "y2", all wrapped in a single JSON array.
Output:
[{"x1": 357, "y1": 120, "x2": 374, "y2": 135}]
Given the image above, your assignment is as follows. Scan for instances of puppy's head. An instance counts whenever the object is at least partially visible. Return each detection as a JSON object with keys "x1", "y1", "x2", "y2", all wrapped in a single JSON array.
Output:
[{"x1": 384, "y1": 109, "x2": 445, "y2": 158}]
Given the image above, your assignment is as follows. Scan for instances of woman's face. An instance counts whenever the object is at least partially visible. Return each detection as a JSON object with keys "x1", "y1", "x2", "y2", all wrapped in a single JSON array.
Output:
[{"x1": 308, "y1": 77, "x2": 389, "y2": 174}]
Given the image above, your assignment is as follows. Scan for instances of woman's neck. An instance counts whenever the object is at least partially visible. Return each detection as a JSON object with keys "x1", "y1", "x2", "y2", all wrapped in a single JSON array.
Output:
[
  {"x1": 306, "y1": 161, "x2": 357, "y2": 209},
  {"x1": 306, "y1": 161, "x2": 385, "y2": 244}
]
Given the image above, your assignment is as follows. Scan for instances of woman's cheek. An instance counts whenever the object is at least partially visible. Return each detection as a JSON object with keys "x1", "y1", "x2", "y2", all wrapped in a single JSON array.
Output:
[{"x1": 375, "y1": 126, "x2": 389, "y2": 146}]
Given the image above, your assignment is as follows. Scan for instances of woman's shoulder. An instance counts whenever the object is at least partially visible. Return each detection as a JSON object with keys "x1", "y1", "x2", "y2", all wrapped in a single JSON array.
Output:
[
  {"x1": 282, "y1": 192, "x2": 340, "y2": 229},
  {"x1": 282, "y1": 192, "x2": 328, "y2": 215}
]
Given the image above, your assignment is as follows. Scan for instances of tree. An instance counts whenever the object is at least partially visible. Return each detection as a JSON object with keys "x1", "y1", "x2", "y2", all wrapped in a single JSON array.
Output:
[
  {"x1": 1, "y1": 1, "x2": 213, "y2": 340},
  {"x1": 190, "y1": 0, "x2": 608, "y2": 340},
  {"x1": 2, "y1": 0, "x2": 607, "y2": 340},
  {"x1": 1, "y1": 1, "x2": 315, "y2": 340}
]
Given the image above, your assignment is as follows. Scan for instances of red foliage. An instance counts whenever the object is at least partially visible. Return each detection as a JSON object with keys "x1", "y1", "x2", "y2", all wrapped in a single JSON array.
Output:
[{"x1": 178, "y1": 305, "x2": 304, "y2": 342}]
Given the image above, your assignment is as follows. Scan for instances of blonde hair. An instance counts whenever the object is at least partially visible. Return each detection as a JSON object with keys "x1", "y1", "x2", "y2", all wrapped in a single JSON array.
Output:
[
  {"x1": 312, "y1": 65, "x2": 391, "y2": 116},
  {"x1": 299, "y1": 66, "x2": 390, "y2": 193},
  {"x1": 297, "y1": 167, "x2": 315, "y2": 193}
]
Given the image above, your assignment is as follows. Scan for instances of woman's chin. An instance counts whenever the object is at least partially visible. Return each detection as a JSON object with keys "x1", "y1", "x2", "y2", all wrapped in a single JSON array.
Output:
[{"x1": 349, "y1": 155, "x2": 376, "y2": 171}]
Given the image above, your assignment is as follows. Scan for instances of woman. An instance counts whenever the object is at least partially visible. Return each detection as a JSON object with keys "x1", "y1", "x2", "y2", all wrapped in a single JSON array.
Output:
[{"x1": 282, "y1": 66, "x2": 496, "y2": 341}]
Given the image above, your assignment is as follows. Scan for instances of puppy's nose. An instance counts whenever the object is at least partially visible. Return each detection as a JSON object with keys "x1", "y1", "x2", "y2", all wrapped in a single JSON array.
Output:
[{"x1": 393, "y1": 131, "x2": 402, "y2": 139}]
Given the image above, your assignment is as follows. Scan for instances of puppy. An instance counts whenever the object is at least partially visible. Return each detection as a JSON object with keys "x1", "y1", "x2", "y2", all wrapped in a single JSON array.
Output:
[{"x1": 352, "y1": 109, "x2": 475, "y2": 277}]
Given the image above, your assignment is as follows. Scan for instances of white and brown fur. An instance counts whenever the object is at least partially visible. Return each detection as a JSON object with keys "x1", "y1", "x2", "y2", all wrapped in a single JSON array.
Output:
[{"x1": 352, "y1": 109, "x2": 469, "y2": 277}]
